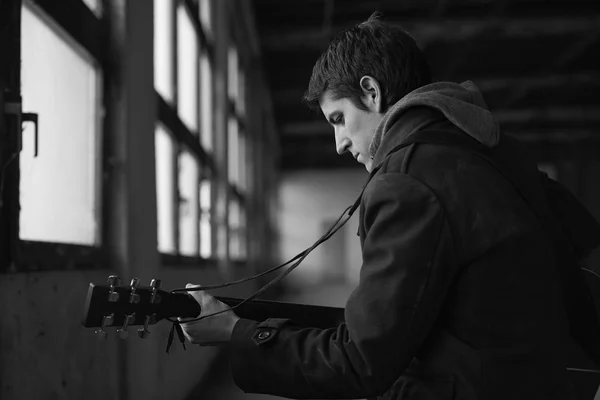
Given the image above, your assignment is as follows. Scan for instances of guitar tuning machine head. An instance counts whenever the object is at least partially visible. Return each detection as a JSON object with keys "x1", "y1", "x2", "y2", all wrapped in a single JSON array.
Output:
[
  {"x1": 117, "y1": 313, "x2": 135, "y2": 339},
  {"x1": 150, "y1": 278, "x2": 161, "y2": 289},
  {"x1": 150, "y1": 278, "x2": 162, "y2": 304},
  {"x1": 95, "y1": 329, "x2": 108, "y2": 340},
  {"x1": 137, "y1": 314, "x2": 156, "y2": 339},
  {"x1": 129, "y1": 278, "x2": 140, "y2": 304},
  {"x1": 107, "y1": 275, "x2": 121, "y2": 302},
  {"x1": 94, "y1": 314, "x2": 114, "y2": 340},
  {"x1": 107, "y1": 275, "x2": 121, "y2": 285}
]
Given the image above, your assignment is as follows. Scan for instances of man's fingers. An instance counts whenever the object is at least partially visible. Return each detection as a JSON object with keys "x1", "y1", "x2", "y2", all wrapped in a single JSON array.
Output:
[
  {"x1": 185, "y1": 283, "x2": 219, "y2": 314},
  {"x1": 185, "y1": 282, "x2": 206, "y2": 303}
]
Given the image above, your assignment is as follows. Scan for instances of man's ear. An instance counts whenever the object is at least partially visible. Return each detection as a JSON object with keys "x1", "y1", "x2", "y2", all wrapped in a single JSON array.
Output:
[{"x1": 359, "y1": 76, "x2": 382, "y2": 113}]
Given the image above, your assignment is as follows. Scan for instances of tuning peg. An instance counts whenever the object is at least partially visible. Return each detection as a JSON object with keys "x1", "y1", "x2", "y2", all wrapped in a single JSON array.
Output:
[
  {"x1": 137, "y1": 314, "x2": 156, "y2": 339},
  {"x1": 150, "y1": 278, "x2": 162, "y2": 304},
  {"x1": 94, "y1": 314, "x2": 114, "y2": 340},
  {"x1": 150, "y1": 278, "x2": 161, "y2": 289},
  {"x1": 107, "y1": 275, "x2": 121, "y2": 302},
  {"x1": 117, "y1": 313, "x2": 135, "y2": 339},
  {"x1": 129, "y1": 278, "x2": 140, "y2": 304},
  {"x1": 95, "y1": 329, "x2": 108, "y2": 340}
]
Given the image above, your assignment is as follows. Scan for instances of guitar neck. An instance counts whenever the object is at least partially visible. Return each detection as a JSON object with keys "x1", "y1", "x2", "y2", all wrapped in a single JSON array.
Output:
[
  {"x1": 81, "y1": 281, "x2": 346, "y2": 330},
  {"x1": 173, "y1": 293, "x2": 345, "y2": 329}
]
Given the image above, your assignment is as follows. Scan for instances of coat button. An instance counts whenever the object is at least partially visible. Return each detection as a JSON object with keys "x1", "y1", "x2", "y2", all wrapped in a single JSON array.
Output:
[{"x1": 257, "y1": 331, "x2": 271, "y2": 340}]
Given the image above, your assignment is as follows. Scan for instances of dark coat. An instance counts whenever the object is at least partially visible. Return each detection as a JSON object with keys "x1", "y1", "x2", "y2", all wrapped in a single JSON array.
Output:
[{"x1": 229, "y1": 109, "x2": 572, "y2": 399}]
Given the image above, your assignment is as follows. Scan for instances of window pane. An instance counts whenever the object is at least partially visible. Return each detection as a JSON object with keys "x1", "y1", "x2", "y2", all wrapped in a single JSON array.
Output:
[
  {"x1": 20, "y1": 4, "x2": 101, "y2": 245},
  {"x1": 154, "y1": 0, "x2": 174, "y2": 103},
  {"x1": 239, "y1": 132, "x2": 246, "y2": 192},
  {"x1": 178, "y1": 149, "x2": 199, "y2": 256},
  {"x1": 228, "y1": 46, "x2": 238, "y2": 100},
  {"x1": 200, "y1": 52, "x2": 213, "y2": 151},
  {"x1": 199, "y1": 180, "x2": 212, "y2": 258},
  {"x1": 229, "y1": 200, "x2": 240, "y2": 260},
  {"x1": 215, "y1": 184, "x2": 228, "y2": 260},
  {"x1": 156, "y1": 125, "x2": 176, "y2": 254},
  {"x1": 239, "y1": 206, "x2": 246, "y2": 260},
  {"x1": 538, "y1": 163, "x2": 558, "y2": 180},
  {"x1": 228, "y1": 117, "x2": 239, "y2": 185},
  {"x1": 82, "y1": 0, "x2": 102, "y2": 16},
  {"x1": 217, "y1": 225, "x2": 227, "y2": 260},
  {"x1": 199, "y1": 0, "x2": 212, "y2": 37},
  {"x1": 237, "y1": 68, "x2": 245, "y2": 116},
  {"x1": 228, "y1": 199, "x2": 239, "y2": 228},
  {"x1": 177, "y1": 5, "x2": 198, "y2": 133}
]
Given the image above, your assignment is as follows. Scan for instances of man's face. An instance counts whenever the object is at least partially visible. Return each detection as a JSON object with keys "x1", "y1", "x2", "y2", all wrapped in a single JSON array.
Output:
[{"x1": 319, "y1": 90, "x2": 383, "y2": 172}]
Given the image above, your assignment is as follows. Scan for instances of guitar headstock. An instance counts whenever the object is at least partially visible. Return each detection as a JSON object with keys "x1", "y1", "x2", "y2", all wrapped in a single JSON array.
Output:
[{"x1": 82, "y1": 275, "x2": 200, "y2": 340}]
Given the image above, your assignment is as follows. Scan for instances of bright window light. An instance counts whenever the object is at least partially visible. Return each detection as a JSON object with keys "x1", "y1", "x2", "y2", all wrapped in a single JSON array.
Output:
[
  {"x1": 178, "y1": 149, "x2": 199, "y2": 256},
  {"x1": 177, "y1": 5, "x2": 199, "y2": 133},
  {"x1": 20, "y1": 4, "x2": 102, "y2": 245},
  {"x1": 200, "y1": 52, "x2": 213, "y2": 151},
  {"x1": 155, "y1": 124, "x2": 176, "y2": 254},
  {"x1": 199, "y1": 180, "x2": 212, "y2": 258},
  {"x1": 154, "y1": 0, "x2": 174, "y2": 103}
]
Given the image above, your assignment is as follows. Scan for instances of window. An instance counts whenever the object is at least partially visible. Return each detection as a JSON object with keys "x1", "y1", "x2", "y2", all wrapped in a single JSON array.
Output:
[
  {"x1": 6, "y1": 0, "x2": 107, "y2": 270},
  {"x1": 177, "y1": 5, "x2": 199, "y2": 133},
  {"x1": 227, "y1": 43, "x2": 248, "y2": 261},
  {"x1": 155, "y1": 125, "x2": 176, "y2": 254},
  {"x1": 154, "y1": 0, "x2": 213, "y2": 263},
  {"x1": 3, "y1": 0, "x2": 278, "y2": 275},
  {"x1": 150, "y1": 0, "x2": 274, "y2": 267},
  {"x1": 199, "y1": 0, "x2": 212, "y2": 38},
  {"x1": 178, "y1": 148, "x2": 200, "y2": 256},
  {"x1": 200, "y1": 52, "x2": 213, "y2": 151},
  {"x1": 154, "y1": 0, "x2": 174, "y2": 104},
  {"x1": 199, "y1": 179, "x2": 212, "y2": 258},
  {"x1": 81, "y1": 0, "x2": 102, "y2": 17},
  {"x1": 20, "y1": 4, "x2": 102, "y2": 245},
  {"x1": 228, "y1": 116, "x2": 239, "y2": 186},
  {"x1": 538, "y1": 163, "x2": 558, "y2": 181}
]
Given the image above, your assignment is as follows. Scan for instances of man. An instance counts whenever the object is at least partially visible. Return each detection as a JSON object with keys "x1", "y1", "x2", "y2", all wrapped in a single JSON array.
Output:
[{"x1": 181, "y1": 15, "x2": 575, "y2": 399}]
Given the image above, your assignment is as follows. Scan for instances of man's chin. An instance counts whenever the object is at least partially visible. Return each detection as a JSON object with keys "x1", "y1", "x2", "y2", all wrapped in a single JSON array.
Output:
[{"x1": 365, "y1": 159, "x2": 373, "y2": 173}]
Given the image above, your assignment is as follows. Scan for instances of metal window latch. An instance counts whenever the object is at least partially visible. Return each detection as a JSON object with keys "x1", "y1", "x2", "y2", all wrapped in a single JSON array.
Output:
[
  {"x1": 22, "y1": 113, "x2": 39, "y2": 157},
  {"x1": 3, "y1": 101, "x2": 39, "y2": 157}
]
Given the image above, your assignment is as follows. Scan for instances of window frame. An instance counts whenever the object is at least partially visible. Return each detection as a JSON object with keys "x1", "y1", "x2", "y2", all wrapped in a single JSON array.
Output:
[
  {"x1": 155, "y1": 0, "x2": 218, "y2": 266},
  {"x1": 4, "y1": 0, "x2": 108, "y2": 272}
]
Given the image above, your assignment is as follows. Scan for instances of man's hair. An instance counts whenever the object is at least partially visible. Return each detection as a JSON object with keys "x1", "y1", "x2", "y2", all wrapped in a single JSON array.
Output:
[{"x1": 303, "y1": 13, "x2": 431, "y2": 112}]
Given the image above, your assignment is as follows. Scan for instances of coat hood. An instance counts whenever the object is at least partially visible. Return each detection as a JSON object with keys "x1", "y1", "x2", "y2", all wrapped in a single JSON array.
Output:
[{"x1": 369, "y1": 81, "x2": 500, "y2": 159}]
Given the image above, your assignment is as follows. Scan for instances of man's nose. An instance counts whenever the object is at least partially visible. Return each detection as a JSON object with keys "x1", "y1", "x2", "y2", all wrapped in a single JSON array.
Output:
[{"x1": 336, "y1": 136, "x2": 351, "y2": 155}]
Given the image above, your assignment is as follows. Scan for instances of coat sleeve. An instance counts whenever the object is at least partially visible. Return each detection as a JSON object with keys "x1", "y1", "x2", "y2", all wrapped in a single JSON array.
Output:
[{"x1": 229, "y1": 173, "x2": 458, "y2": 399}]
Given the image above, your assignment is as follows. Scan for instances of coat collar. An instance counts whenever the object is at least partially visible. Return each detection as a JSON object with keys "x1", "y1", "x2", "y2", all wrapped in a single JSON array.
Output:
[{"x1": 370, "y1": 107, "x2": 446, "y2": 170}]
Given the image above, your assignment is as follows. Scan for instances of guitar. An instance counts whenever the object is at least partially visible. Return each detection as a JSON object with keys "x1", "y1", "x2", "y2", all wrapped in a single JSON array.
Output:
[{"x1": 82, "y1": 275, "x2": 345, "y2": 339}]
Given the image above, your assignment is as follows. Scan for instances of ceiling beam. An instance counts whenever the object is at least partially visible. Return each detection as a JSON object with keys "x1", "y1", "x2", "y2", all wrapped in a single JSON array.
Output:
[{"x1": 260, "y1": 16, "x2": 600, "y2": 51}]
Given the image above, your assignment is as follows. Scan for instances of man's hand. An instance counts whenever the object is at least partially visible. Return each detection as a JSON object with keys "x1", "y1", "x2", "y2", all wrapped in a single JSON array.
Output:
[{"x1": 179, "y1": 283, "x2": 240, "y2": 346}]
